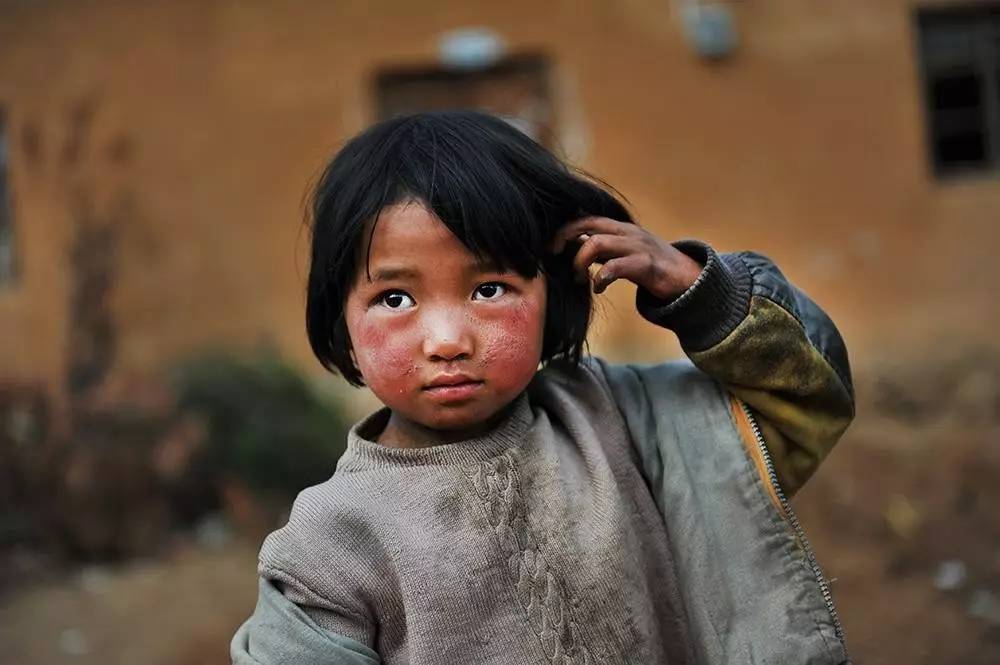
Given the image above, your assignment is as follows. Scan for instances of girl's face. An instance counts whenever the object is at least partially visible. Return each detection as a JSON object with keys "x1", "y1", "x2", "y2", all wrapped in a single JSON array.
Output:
[{"x1": 344, "y1": 201, "x2": 547, "y2": 447}]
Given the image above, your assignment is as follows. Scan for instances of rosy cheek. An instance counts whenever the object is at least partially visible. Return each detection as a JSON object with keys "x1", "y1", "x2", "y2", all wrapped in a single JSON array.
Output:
[
  {"x1": 480, "y1": 299, "x2": 545, "y2": 391},
  {"x1": 351, "y1": 318, "x2": 417, "y2": 393}
]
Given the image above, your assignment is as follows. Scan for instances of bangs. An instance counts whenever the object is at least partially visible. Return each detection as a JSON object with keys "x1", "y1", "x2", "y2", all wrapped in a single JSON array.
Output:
[
  {"x1": 348, "y1": 111, "x2": 630, "y2": 279},
  {"x1": 382, "y1": 114, "x2": 560, "y2": 277}
]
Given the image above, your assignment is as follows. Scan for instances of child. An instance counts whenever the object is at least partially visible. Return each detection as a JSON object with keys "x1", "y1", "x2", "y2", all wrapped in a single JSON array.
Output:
[{"x1": 231, "y1": 110, "x2": 854, "y2": 664}]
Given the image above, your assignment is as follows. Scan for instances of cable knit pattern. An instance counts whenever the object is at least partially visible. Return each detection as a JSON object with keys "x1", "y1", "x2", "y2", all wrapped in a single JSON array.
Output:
[{"x1": 466, "y1": 452, "x2": 593, "y2": 665}]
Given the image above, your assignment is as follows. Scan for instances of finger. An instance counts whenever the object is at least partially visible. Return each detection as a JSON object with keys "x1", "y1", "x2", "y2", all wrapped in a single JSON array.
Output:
[
  {"x1": 551, "y1": 216, "x2": 634, "y2": 254},
  {"x1": 593, "y1": 254, "x2": 650, "y2": 294},
  {"x1": 572, "y1": 233, "x2": 641, "y2": 283},
  {"x1": 553, "y1": 217, "x2": 628, "y2": 254}
]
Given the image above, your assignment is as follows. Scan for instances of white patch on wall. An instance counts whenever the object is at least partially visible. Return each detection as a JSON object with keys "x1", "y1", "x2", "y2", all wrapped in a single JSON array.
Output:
[
  {"x1": 680, "y1": 2, "x2": 739, "y2": 60},
  {"x1": 437, "y1": 28, "x2": 507, "y2": 70}
]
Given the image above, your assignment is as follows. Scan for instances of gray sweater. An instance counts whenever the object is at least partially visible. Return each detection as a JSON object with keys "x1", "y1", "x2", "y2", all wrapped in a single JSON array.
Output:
[{"x1": 260, "y1": 361, "x2": 695, "y2": 664}]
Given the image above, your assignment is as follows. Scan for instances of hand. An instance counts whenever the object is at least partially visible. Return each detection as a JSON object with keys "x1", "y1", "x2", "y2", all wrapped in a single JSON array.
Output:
[{"x1": 551, "y1": 216, "x2": 704, "y2": 299}]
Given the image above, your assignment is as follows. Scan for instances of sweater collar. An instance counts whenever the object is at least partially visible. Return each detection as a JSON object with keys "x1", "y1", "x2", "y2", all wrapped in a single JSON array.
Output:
[{"x1": 339, "y1": 392, "x2": 533, "y2": 469}]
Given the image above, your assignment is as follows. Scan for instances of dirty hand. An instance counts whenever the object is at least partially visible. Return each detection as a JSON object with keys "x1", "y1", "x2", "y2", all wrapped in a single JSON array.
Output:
[{"x1": 551, "y1": 216, "x2": 704, "y2": 299}]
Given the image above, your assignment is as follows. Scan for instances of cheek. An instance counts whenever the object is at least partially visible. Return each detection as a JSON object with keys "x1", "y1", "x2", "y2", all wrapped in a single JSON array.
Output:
[
  {"x1": 480, "y1": 299, "x2": 546, "y2": 390},
  {"x1": 347, "y1": 315, "x2": 418, "y2": 393}
]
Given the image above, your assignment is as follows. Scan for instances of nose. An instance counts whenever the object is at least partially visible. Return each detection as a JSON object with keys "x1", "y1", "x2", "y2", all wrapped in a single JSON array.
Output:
[{"x1": 421, "y1": 308, "x2": 474, "y2": 361}]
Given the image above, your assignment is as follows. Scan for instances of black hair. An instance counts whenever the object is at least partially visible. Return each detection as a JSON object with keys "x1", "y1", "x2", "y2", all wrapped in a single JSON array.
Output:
[{"x1": 306, "y1": 109, "x2": 634, "y2": 386}]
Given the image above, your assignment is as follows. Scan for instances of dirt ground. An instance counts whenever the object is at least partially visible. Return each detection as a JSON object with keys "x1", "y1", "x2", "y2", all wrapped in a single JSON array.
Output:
[
  {"x1": 0, "y1": 540, "x2": 260, "y2": 665},
  {"x1": 2, "y1": 409, "x2": 998, "y2": 663},
  {"x1": 794, "y1": 416, "x2": 1000, "y2": 663}
]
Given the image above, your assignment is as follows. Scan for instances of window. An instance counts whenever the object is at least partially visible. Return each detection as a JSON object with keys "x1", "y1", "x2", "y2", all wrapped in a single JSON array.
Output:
[
  {"x1": 0, "y1": 111, "x2": 15, "y2": 283},
  {"x1": 375, "y1": 55, "x2": 554, "y2": 145},
  {"x1": 917, "y1": 6, "x2": 1000, "y2": 177}
]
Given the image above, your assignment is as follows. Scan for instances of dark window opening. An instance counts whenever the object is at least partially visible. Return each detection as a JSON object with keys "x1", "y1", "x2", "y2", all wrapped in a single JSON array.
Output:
[
  {"x1": 375, "y1": 55, "x2": 555, "y2": 146},
  {"x1": 0, "y1": 111, "x2": 15, "y2": 284},
  {"x1": 917, "y1": 6, "x2": 1000, "y2": 178}
]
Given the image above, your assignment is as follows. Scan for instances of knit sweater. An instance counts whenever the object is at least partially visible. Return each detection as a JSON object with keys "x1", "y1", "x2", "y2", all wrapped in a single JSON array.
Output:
[{"x1": 259, "y1": 359, "x2": 694, "y2": 664}]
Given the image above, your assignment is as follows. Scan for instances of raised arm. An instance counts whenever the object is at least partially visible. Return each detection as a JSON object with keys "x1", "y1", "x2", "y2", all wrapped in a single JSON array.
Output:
[
  {"x1": 553, "y1": 218, "x2": 854, "y2": 497},
  {"x1": 634, "y1": 240, "x2": 855, "y2": 496}
]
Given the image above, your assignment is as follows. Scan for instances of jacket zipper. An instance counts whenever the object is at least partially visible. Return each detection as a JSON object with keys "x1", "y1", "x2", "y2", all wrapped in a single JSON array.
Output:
[{"x1": 738, "y1": 401, "x2": 848, "y2": 655}]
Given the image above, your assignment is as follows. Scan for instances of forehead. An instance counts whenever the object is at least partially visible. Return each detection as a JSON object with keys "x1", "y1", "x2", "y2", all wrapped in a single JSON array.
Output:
[
  {"x1": 361, "y1": 201, "x2": 488, "y2": 273},
  {"x1": 368, "y1": 201, "x2": 454, "y2": 248}
]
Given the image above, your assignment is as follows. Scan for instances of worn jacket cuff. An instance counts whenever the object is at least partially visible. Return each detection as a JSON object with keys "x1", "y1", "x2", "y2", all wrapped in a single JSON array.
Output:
[{"x1": 635, "y1": 240, "x2": 753, "y2": 352}]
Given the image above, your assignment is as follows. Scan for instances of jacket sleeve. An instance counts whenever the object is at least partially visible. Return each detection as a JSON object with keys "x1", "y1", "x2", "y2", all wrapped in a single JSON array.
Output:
[
  {"x1": 633, "y1": 240, "x2": 855, "y2": 497},
  {"x1": 231, "y1": 577, "x2": 381, "y2": 665}
]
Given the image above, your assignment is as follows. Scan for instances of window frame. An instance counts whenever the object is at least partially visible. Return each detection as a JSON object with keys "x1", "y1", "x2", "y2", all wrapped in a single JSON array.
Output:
[
  {"x1": 915, "y1": 5, "x2": 1000, "y2": 180},
  {"x1": 373, "y1": 53, "x2": 555, "y2": 147}
]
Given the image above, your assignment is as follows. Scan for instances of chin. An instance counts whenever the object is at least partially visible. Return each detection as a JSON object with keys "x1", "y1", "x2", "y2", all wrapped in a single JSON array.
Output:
[
  {"x1": 412, "y1": 396, "x2": 520, "y2": 433},
  {"x1": 419, "y1": 407, "x2": 494, "y2": 431}
]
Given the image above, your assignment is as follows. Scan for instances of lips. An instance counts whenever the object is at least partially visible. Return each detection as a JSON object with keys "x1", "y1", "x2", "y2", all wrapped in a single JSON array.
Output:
[
  {"x1": 423, "y1": 374, "x2": 480, "y2": 389},
  {"x1": 422, "y1": 374, "x2": 484, "y2": 401}
]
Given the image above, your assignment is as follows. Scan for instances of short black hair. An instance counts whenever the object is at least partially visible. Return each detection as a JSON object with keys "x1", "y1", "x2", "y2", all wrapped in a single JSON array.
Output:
[{"x1": 306, "y1": 110, "x2": 634, "y2": 386}]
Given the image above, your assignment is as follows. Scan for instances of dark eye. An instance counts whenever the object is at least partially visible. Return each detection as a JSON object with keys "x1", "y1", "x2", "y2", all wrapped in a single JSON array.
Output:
[
  {"x1": 377, "y1": 290, "x2": 415, "y2": 310},
  {"x1": 472, "y1": 283, "x2": 508, "y2": 301}
]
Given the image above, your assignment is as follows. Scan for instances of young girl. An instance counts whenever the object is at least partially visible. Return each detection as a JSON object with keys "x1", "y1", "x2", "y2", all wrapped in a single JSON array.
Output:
[{"x1": 232, "y1": 111, "x2": 854, "y2": 665}]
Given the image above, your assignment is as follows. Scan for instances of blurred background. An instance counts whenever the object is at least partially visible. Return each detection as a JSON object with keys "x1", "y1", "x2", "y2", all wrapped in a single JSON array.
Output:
[{"x1": 0, "y1": 0, "x2": 998, "y2": 662}]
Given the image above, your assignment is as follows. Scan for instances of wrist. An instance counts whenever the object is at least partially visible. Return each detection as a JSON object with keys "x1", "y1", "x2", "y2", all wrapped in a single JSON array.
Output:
[
  {"x1": 648, "y1": 248, "x2": 705, "y2": 301},
  {"x1": 635, "y1": 240, "x2": 753, "y2": 352}
]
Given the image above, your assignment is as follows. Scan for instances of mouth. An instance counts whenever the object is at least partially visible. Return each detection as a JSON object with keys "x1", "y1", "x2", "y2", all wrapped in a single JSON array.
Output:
[{"x1": 422, "y1": 379, "x2": 484, "y2": 401}]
